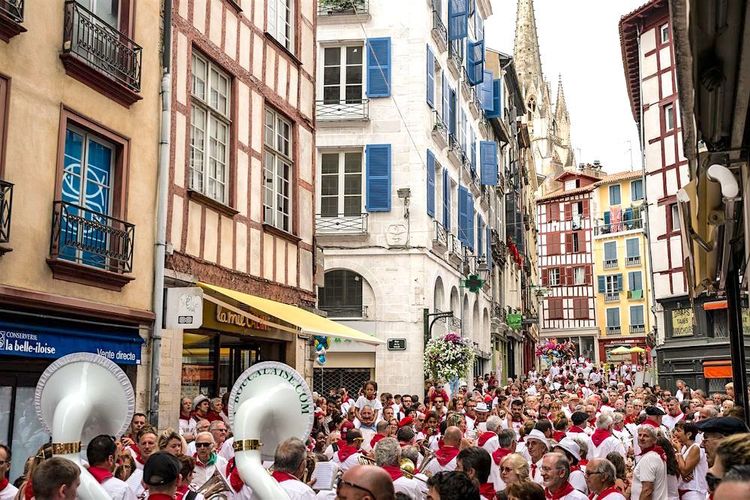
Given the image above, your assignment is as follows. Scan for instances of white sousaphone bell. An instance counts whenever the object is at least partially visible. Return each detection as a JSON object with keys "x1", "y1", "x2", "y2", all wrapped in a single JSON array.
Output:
[
  {"x1": 228, "y1": 361, "x2": 315, "y2": 500},
  {"x1": 35, "y1": 352, "x2": 135, "y2": 500}
]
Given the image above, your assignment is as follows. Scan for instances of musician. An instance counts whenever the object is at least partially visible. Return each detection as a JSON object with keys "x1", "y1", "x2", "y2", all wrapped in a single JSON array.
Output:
[
  {"x1": 456, "y1": 446, "x2": 495, "y2": 500},
  {"x1": 584, "y1": 458, "x2": 625, "y2": 500},
  {"x1": 423, "y1": 426, "x2": 462, "y2": 476},
  {"x1": 142, "y1": 452, "x2": 182, "y2": 500},
  {"x1": 191, "y1": 432, "x2": 228, "y2": 490},
  {"x1": 373, "y1": 437, "x2": 422, "y2": 499},
  {"x1": 336, "y1": 465, "x2": 395, "y2": 500},
  {"x1": 0, "y1": 445, "x2": 18, "y2": 500},
  {"x1": 86, "y1": 435, "x2": 137, "y2": 500},
  {"x1": 270, "y1": 438, "x2": 317, "y2": 500},
  {"x1": 332, "y1": 429, "x2": 365, "y2": 472},
  {"x1": 539, "y1": 453, "x2": 587, "y2": 500}
]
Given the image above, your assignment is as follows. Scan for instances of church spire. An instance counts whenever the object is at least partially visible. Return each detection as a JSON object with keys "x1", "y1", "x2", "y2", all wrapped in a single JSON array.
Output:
[
  {"x1": 555, "y1": 74, "x2": 569, "y2": 123},
  {"x1": 513, "y1": 0, "x2": 544, "y2": 96}
]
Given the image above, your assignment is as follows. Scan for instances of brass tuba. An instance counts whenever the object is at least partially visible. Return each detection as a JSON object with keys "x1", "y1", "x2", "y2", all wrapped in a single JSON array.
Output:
[{"x1": 196, "y1": 470, "x2": 232, "y2": 500}]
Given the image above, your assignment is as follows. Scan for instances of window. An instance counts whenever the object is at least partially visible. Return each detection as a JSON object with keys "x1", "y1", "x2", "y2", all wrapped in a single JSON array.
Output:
[
  {"x1": 660, "y1": 23, "x2": 669, "y2": 43},
  {"x1": 628, "y1": 271, "x2": 643, "y2": 291},
  {"x1": 268, "y1": 0, "x2": 294, "y2": 51},
  {"x1": 322, "y1": 46, "x2": 364, "y2": 105},
  {"x1": 574, "y1": 267, "x2": 585, "y2": 285},
  {"x1": 319, "y1": 270, "x2": 363, "y2": 318},
  {"x1": 626, "y1": 238, "x2": 640, "y2": 263},
  {"x1": 664, "y1": 103, "x2": 675, "y2": 131},
  {"x1": 564, "y1": 179, "x2": 578, "y2": 190},
  {"x1": 546, "y1": 202, "x2": 559, "y2": 222},
  {"x1": 604, "y1": 241, "x2": 617, "y2": 265},
  {"x1": 190, "y1": 53, "x2": 231, "y2": 204},
  {"x1": 572, "y1": 232, "x2": 581, "y2": 253},
  {"x1": 264, "y1": 109, "x2": 293, "y2": 232},
  {"x1": 76, "y1": 0, "x2": 120, "y2": 30},
  {"x1": 573, "y1": 298, "x2": 588, "y2": 319},
  {"x1": 548, "y1": 298, "x2": 564, "y2": 320},
  {"x1": 605, "y1": 275, "x2": 620, "y2": 294},
  {"x1": 609, "y1": 184, "x2": 621, "y2": 205},
  {"x1": 549, "y1": 268, "x2": 560, "y2": 286},
  {"x1": 547, "y1": 232, "x2": 560, "y2": 255},
  {"x1": 631, "y1": 179, "x2": 644, "y2": 200},
  {"x1": 320, "y1": 152, "x2": 363, "y2": 217},
  {"x1": 630, "y1": 305, "x2": 645, "y2": 327},
  {"x1": 606, "y1": 308, "x2": 620, "y2": 327},
  {"x1": 670, "y1": 203, "x2": 680, "y2": 231}
]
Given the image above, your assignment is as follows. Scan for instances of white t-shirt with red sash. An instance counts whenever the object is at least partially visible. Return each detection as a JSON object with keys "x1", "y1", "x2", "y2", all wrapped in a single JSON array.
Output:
[{"x1": 271, "y1": 470, "x2": 317, "y2": 500}]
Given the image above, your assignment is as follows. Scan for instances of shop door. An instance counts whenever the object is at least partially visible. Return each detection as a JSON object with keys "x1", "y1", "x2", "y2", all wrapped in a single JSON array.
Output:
[{"x1": 218, "y1": 344, "x2": 261, "y2": 394}]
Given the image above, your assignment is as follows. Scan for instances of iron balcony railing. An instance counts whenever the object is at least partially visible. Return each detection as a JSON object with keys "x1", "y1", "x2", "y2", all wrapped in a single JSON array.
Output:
[
  {"x1": 594, "y1": 217, "x2": 644, "y2": 235},
  {"x1": 62, "y1": 0, "x2": 142, "y2": 93},
  {"x1": 605, "y1": 292, "x2": 620, "y2": 303},
  {"x1": 0, "y1": 0, "x2": 23, "y2": 23},
  {"x1": 317, "y1": 0, "x2": 368, "y2": 16},
  {"x1": 0, "y1": 180, "x2": 12, "y2": 244},
  {"x1": 449, "y1": 234, "x2": 463, "y2": 258},
  {"x1": 604, "y1": 259, "x2": 618, "y2": 269},
  {"x1": 431, "y1": 9, "x2": 447, "y2": 48},
  {"x1": 630, "y1": 325, "x2": 646, "y2": 334},
  {"x1": 316, "y1": 213, "x2": 368, "y2": 234},
  {"x1": 316, "y1": 99, "x2": 369, "y2": 121},
  {"x1": 50, "y1": 200, "x2": 135, "y2": 273},
  {"x1": 626, "y1": 256, "x2": 641, "y2": 266},
  {"x1": 449, "y1": 38, "x2": 464, "y2": 63},
  {"x1": 607, "y1": 326, "x2": 622, "y2": 335},
  {"x1": 433, "y1": 220, "x2": 449, "y2": 248},
  {"x1": 319, "y1": 304, "x2": 368, "y2": 318}
]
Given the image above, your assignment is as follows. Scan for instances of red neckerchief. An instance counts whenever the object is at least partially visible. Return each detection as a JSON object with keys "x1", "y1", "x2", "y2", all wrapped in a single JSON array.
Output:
[
  {"x1": 590, "y1": 486, "x2": 622, "y2": 499},
  {"x1": 624, "y1": 415, "x2": 636, "y2": 425},
  {"x1": 478, "y1": 431, "x2": 496, "y2": 447},
  {"x1": 479, "y1": 482, "x2": 496, "y2": 499},
  {"x1": 226, "y1": 458, "x2": 244, "y2": 492},
  {"x1": 570, "y1": 463, "x2": 581, "y2": 473},
  {"x1": 370, "y1": 433, "x2": 386, "y2": 449},
  {"x1": 130, "y1": 444, "x2": 146, "y2": 466},
  {"x1": 639, "y1": 445, "x2": 667, "y2": 462},
  {"x1": 591, "y1": 428, "x2": 612, "y2": 447},
  {"x1": 435, "y1": 445, "x2": 460, "y2": 466},
  {"x1": 569, "y1": 425, "x2": 586, "y2": 433},
  {"x1": 0, "y1": 478, "x2": 8, "y2": 491},
  {"x1": 149, "y1": 495, "x2": 174, "y2": 500},
  {"x1": 642, "y1": 419, "x2": 660, "y2": 428},
  {"x1": 206, "y1": 411, "x2": 223, "y2": 422},
  {"x1": 176, "y1": 485, "x2": 189, "y2": 500},
  {"x1": 271, "y1": 471, "x2": 298, "y2": 483},
  {"x1": 492, "y1": 447, "x2": 511, "y2": 465},
  {"x1": 179, "y1": 410, "x2": 191, "y2": 421},
  {"x1": 531, "y1": 461, "x2": 538, "y2": 477},
  {"x1": 337, "y1": 441, "x2": 359, "y2": 462},
  {"x1": 382, "y1": 464, "x2": 403, "y2": 481},
  {"x1": 87, "y1": 466, "x2": 113, "y2": 483},
  {"x1": 579, "y1": 459, "x2": 588, "y2": 467},
  {"x1": 670, "y1": 412, "x2": 684, "y2": 422},
  {"x1": 546, "y1": 481, "x2": 575, "y2": 499},
  {"x1": 553, "y1": 431, "x2": 567, "y2": 442},
  {"x1": 23, "y1": 482, "x2": 33, "y2": 500}
]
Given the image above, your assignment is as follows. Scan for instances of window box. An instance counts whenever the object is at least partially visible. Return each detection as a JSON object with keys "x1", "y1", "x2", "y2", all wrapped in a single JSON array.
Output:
[
  {"x1": 627, "y1": 289, "x2": 643, "y2": 300},
  {"x1": 60, "y1": 1, "x2": 142, "y2": 107},
  {"x1": 0, "y1": 179, "x2": 13, "y2": 255},
  {"x1": 0, "y1": 0, "x2": 26, "y2": 42}
]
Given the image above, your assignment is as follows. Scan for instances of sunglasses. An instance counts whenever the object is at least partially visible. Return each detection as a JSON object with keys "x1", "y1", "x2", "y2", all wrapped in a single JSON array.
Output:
[
  {"x1": 335, "y1": 477, "x2": 376, "y2": 498},
  {"x1": 195, "y1": 442, "x2": 212, "y2": 448}
]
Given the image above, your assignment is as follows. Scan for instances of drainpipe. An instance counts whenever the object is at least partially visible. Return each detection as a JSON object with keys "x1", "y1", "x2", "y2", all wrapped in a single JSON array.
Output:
[{"x1": 149, "y1": 0, "x2": 172, "y2": 426}]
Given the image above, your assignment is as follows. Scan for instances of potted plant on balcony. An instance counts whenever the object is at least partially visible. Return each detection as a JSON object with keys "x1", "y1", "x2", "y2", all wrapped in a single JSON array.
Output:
[
  {"x1": 424, "y1": 332, "x2": 475, "y2": 392},
  {"x1": 321, "y1": 0, "x2": 360, "y2": 15}
]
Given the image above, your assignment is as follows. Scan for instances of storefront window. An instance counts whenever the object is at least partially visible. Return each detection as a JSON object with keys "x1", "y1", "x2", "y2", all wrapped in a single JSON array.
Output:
[
  {"x1": 580, "y1": 337, "x2": 594, "y2": 360},
  {"x1": 11, "y1": 387, "x2": 49, "y2": 482},
  {"x1": 182, "y1": 333, "x2": 215, "y2": 398},
  {"x1": 0, "y1": 386, "x2": 10, "y2": 445}
]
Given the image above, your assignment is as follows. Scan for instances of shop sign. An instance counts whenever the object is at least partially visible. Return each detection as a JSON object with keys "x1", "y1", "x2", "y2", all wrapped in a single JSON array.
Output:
[
  {"x1": 672, "y1": 308, "x2": 694, "y2": 337},
  {"x1": 165, "y1": 287, "x2": 203, "y2": 329},
  {"x1": 387, "y1": 338, "x2": 407, "y2": 351},
  {"x1": 508, "y1": 314, "x2": 523, "y2": 330},
  {"x1": 216, "y1": 306, "x2": 269, "y2": 331}
]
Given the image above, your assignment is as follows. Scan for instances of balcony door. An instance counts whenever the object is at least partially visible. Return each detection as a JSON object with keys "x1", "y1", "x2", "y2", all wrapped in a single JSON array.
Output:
[
  {"x1": 320, "y1": 151, "x2": 363, "y2": 224},
  {"x1": 75, "y1": 0, "x2": 119, "y2": 29},
  {"x1": 61, "y1": 125, "x2": 115, "y2": 268},
  {"x1": 323, "y1": 46, "x2": 363, "y2": 105}
]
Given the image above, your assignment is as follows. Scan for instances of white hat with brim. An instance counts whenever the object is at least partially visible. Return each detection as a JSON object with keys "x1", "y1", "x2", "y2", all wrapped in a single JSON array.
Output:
[
  {"x1": 554, "y1": 437, "x2": 581, "y2": 461},
  {"x1": 525, "y1": 429, "x2": 549, "y2": 449}
]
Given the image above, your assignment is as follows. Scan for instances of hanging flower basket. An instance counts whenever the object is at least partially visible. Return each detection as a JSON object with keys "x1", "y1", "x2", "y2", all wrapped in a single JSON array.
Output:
[
  {"x1": 424, "y1": 332, "x2": 475, "y2": 382},
  {"x1": 535, "y1": 338, "x2": 577, "y2": 364}
]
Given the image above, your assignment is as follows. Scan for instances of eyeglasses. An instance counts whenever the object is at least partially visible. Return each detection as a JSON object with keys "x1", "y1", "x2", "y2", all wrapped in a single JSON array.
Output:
[
  {"x1": 584, "y1": 471, "x2": 601, "y2": 477},
  {"x1": 195, "y1": 442, "x2": 212, "y2": 448},
  {"x1": 335, "y1": 477, "x2": 376, "y2": 498},
  {"x1": 215, "y1": 428, "x2": 227, "y2": 432}
]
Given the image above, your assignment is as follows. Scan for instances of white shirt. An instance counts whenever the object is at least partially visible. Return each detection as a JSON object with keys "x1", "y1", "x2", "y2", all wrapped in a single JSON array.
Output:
[
  {"x1": 591, "y1": 490, "x2": 626, "y2": 500},
  {"x1": 631, "y1": 451, "x2": 667, "y2": 500},
  {"x1": 423, "y1": 455, "x2": 457, "y2": 476},
  {"x1": 332, "y1": 451, "x2": 363, "y2": 472},
  {"x1": 0, "y1": 482, "x2": 18, "y2": 500},
  {"x1": 531, "y1": 458, "x2": 544, "y2": 485},
  {"x1": 593, "y1": 434, "x2": 626, "y2": 460},
  {"x1": 570, "y1": 469, "x2": 588, "y2": 494},
  {"x1": 393, "y1": 476, "x2": 422, "y2": 499},
  {"x1": 192, "y1": 455, "x2": 228, "y2": 490},
  {"x1": 100, "y1": 476, "x2": 136, "y2": 500},
  {"x1": 179, "y1": 417, "x2": 197, "y2": 439},
  {"x1": 662, "y1": 413, "x2": 684, "y2": 431},
  {"x1": 125, "y1": 468, "x2": 145, "y2": 497},
  {"x1": 219, "y1": 437, "x2": 235, "y2": 462},
  {"x1": 547, "y1": 484, "x2": 588, "y2": 499},
  {"x1": 276, "y1": 477, "x2": 317, "y2": 500},
  {"x1": 677, "y1": 443, "x2": 708, "y2": 495}
]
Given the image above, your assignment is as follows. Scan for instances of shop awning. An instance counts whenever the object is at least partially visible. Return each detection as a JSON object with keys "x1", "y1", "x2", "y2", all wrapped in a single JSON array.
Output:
[
  {"x1": 198, "y1": 283, "x2": 384, "y2": 345},
  {"x1": 704, "y1": 360, "x2": 733, "y2": 379},
  {"x1": 0, "y1": 320, "x2": 143, "y2": 364}
]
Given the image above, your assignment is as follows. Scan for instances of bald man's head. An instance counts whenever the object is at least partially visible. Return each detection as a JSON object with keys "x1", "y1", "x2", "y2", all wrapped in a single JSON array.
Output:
[
  {"x1": 340, "y1": 465, "x2": 395, "y2": 500},
  {"x1": 444, "y1": 426, "x2": 462, "y2": 446}
]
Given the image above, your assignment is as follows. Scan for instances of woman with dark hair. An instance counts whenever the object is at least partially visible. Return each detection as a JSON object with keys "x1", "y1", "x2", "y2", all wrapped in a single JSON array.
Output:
[
  {"x1": 504, "y1": 480, "x2": 545, "y2": 500},
  {"x1": 672, "y1": 421, "x2": 708, "y2": 499},
  {"x1": 605, "y1": 451, "x2": 629, "y2": 494},
  {"x1": 656, "y1": 434, "x2": 680, "y2": 500}
]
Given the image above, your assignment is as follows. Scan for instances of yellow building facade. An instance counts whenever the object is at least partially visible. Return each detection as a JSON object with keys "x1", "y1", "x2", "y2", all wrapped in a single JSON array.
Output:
[{"x1": 592, "y1": 171, "x2": 653, "y2": 363}]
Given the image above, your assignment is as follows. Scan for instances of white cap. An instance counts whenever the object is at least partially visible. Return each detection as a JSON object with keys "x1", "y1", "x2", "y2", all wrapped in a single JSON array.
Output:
[
  {"x1": 554, "y1": 437, "x2": 581, "y2": 461},
  {"x1": 525, "y1": 429, "x2": 549, "y2": 449}
]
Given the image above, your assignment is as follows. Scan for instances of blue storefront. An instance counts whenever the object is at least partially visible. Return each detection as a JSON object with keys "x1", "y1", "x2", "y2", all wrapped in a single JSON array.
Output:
[{"x1": 0, "y1": 312, "x2": 144, "y2": 482}]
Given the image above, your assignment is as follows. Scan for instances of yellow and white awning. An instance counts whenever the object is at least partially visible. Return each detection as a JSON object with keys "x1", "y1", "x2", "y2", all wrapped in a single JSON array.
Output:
[{"x1": 198, "y1": 282, "x2": 383, "y2": 345}]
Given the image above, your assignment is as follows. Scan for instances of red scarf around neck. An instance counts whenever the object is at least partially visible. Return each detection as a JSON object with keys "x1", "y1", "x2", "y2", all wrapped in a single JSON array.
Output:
[
  {"x1": 0, "y1": 478, "x2": 8, "y2": 491},
  {"x1": 271, "y1": 470, "x2": 298, "y2": 483},
  {"x1": 546, "y1": 481, "x2": 575, "y2": 499},
  {"x1": 370, "y1": 433, "x2": 386, "y2": 449},
  {"x1": 479, "y1": 482, "x2": 496, "y2": 499},
  {"x1": 179, "y1": 410, "x2": 191, "y2": 421},
  {"x1": 624, "y1": 415, "x2": 636, "y2": 425},
  {"x1": 336, "y1": 441, "x2": 359, "y2": 462},
  {"x1": 591, "y1": 486, "x2": 621, "y2": 499},
  {"x1": 591, "y1": 428, "x2": 612, "y2": 447},
  {"x1": 175, "y1": 485, "x2": 189, "y2": 500},
  {"x1": 553, "y1": 431, "x2": 567, "y2": 442},
  {"x1": 87, "y1": 466, "x2": 113, "y2": 483},
  {"x1": 477, "y1": 431, "x2": 496, "y2": 447},
  {"x1": 226, "y1": 458, "x2": 244, "y2": 492},
  {"x1": 642, "y1": 419, "x2": 660, "y2": 428},
  {"x1": 492, "y1": 447, "x2": 511, "y2": 465},
  {"x1": 435, "y1": 445, "x2": 460, "y2": 466},
  {"x1": 639, "y1": 445, "x2": 667, "y2": 462},
  {"x1": 382, "y1": 464, "x2": 403, "y2": 481},
  {"x1": 569, "y1": 425, "x2": 586, "y2": 433}
]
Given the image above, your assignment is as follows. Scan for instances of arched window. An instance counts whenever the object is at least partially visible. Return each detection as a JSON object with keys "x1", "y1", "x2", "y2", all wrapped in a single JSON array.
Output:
[{"x1": 319, "y1": 270, "x2": 363, "y2": 317}]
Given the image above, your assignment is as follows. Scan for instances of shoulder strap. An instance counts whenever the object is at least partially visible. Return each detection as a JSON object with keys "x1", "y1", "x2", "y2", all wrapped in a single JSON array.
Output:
[{"x1": 185, "y1": 491, "x2": 198, "y2": 500}]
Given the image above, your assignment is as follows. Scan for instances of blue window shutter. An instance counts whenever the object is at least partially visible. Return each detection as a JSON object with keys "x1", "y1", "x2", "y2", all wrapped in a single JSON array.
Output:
[
  {"x1": 442, "y1": 74, "x2": 450, "y2": 125},
  {"x1": 443, "y1": 169, "x2": 451, "y2": 230},
  {"x1": 604, "y1": 211, "x2": 611, "y2": 225},
  {"x1": 426, "y1": 45, "x2": 435, "y2": 108},
  {"x1": 469, "y1": 129, "x2": 476, "y2": 174},
  {"x1": 366, "y1": 38, "x2": 391, "y2": 97},
  {"x1": 479, "y1": 70, "x2": 493, "y2": 111},
  {"x1": 616, "y1": 273, "x2": 623, "y2": 291},
  {"x1": 448, "y1": 0, "x2": 468, "y2": 41},
  {"x1": 485, "y1": 78, "x2": 501, "y2": 118},
  {"x1": 468, "y1": 0, "x2": 476, "y2": 17},
  {"x1": 365, "y1": 144, "x2": 391, "y2": 212},
  {"x1": 486, "y1": 226, "x2": 492, "y2": 271},
  {"x1": 468, "y1": 195, "x2": 475, "y2": 250},
  {"x1": 477, "y1": 218, "x2": 483, "y2": 256},
  {"x1": 480, "y1": 140, "x2": 497, "y2": 185},
  {"x1": 474, "y1": 8, "x2": 484, "y2": 41},
  {"x1": 467, "y1": 40, "x2": 484, "y2": 85},
  {"x1": 427, "y1": 150, "x2": 436, "y2": 217},
  {"x1": 449, "y1": 87, "x2": 457, "y2": 136},
  {"x1": 458, "y1": 186, "x2": 468, "y2": 244},
  {"x1": 598, "y1": 276, "x2": 606, "y2": 293}
]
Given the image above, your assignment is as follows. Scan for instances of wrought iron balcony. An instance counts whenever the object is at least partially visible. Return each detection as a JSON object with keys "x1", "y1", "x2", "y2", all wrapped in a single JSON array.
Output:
[
  {"x1": 433, "y1": 220, "x2": 449, "y2": 249},
  {"x1": 432, "y1": 110, "x2": 448, "y2": 149},
  {"x1": 0, "y1": 0, "x2": 26, "y2": 41},
  {"x1": 594, "y1": 217, "x2": 643, "y2": 235},
  {"x1": 0, "y1": 179, "x2": 12, "y2": 246},
  {"x1": 448, "y1": 234, "x2": 463, "y2": 262},
  {"x1": 605, "y1": 292, "x2": 620, "y2": 303},
  {"x1": 319, "y1": 304, "x2": 368, "y2": 319},
  {"x1": 630, "y1": 325, "x2": 646, "y2": 334},
  {"x1": 316, "y1": 99, "x2": 369, "y2": 122},
  {"x1": 316, "y1": 213, "x2": 368, "y2": 235},
  {"x1": 447, "y1": 39, "x2": 463, "y2": 78},
  {"x1": 50, "y1": 200, "x2": 135, "y2": 274},
  {"x1": 626, "y1": 255, "x2": 641, "y2": 266},
  {"x1": 607, "y1": 326, "x2": 622, "y2": 335},
  {"x1": 318, "y1": 0, "x2": 369, "y2": 17},
  {"x1": 604, "y1": 259, "x2": 618, "y2": 269},
  {"x1": 61, "y1": 0, "x2": 142, "y2": 106},
  {"x1": 431, "y1": 8, "x2": 447, "y2": 53}
]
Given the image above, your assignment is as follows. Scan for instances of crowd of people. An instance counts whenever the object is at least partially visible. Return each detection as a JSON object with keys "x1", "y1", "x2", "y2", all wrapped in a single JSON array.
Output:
[{"x1": 3, "y1": 359, "x2": 750, "y2": 499}]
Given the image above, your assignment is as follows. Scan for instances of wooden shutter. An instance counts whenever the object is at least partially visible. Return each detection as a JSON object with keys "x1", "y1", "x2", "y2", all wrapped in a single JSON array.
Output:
[
  {"x1": 541, "y1": 268, "x2": 549, "y2": 286},
  {"x1": 574, "y1": 298, "x2": 588, "y2": 319},
  {"x1": 564, "y1": 203, "x2": 573, "y2": 221},
  {"x1": 582, "y1": 199, "x2": 590, "y2": 217},
  {"x1": 366, "y1": 38, "x2": 391, "y2": 97},
  {"x1": 564, "y1": 267, "x2": 573, "y2": 286},
  {"x1": 550, "y1": 202, "x2": 559, "y2": 221},
  {"x1": 426, "y1": 150, "x2": 436, "y2": 217},
  {"x1": 365, "y1": 144, "x2": 392, "y2": 212},
  {"x1": 565, "y1": 233, "x2": 573, "y2": 253},
  {"x1": 585, "y1": 266, "x2": 592, "y2": 285},
  {"x1": 426, "y1": 45, "x2": 435, "y2": 108}
]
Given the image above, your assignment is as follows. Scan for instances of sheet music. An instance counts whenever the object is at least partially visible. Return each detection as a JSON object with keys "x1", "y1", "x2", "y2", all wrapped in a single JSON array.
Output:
[{"x1": 311, "y1": 461, "x2": 338, "y2": 490}]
